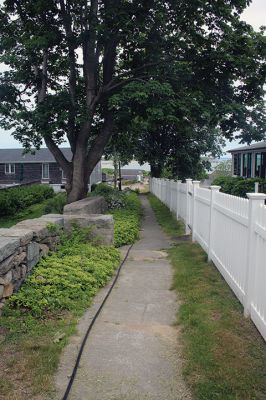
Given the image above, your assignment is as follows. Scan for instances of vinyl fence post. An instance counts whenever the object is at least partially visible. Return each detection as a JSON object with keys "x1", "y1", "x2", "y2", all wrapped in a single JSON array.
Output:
[
  {"x1": 170, "y1": 180, "x2": 174, "y2": 211},
  {"x1": 244, "y1": 193, "x2": 266, "y2": 317},
  {"x1": 185, "y1": 178, "x2": 192, "y2": 234},
  {"x1": 192, "y1": 181, "x2": 200, "y2": 242},
  {"x1": 160, "y1": 179, "x2": 163, "y2": 202},
  {"x1": 176, "y1": 180, "x2": 181, "y2": 219},
  {"x1": 208, "y1": 185, "x2": 221, "y2": 262}
]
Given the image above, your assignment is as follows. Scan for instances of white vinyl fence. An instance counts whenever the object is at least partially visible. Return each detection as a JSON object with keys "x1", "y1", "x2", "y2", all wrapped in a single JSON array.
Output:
[{"x1": 150, "y1": 177, "x2": 266, "y2": 341}]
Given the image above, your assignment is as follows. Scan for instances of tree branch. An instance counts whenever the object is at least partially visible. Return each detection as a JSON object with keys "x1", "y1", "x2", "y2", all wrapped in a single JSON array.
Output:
[
  {"x1": 86, "y1": 110, "x2": 114, "y2": 174},
  {"x1": 83, "y1": 0, "x2": 99, "y2": 108},
  {"x1": 58, "y1": 0, "x2": 77, "y2": 150},
  {"x1": 44, "y1": 135, "x2": 72, "y2": 176}
]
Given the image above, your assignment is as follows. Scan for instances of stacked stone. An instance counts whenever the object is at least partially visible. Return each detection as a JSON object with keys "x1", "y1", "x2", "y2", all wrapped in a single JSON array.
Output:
[
  {"x1": 0, "y1": 215, "x2": 63, "y2": 312},
  {"x1": 0, "y1": 196, "x2": 114, "y2": 313}
]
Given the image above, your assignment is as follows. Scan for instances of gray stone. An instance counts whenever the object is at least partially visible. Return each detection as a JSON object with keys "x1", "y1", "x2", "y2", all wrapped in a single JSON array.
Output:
[
  {"x1": 0, "y1": 237, "x2": 20, "y2": 263},
  {"x1": 21, "y1": 264, "x2": 27, "y2": 278},
  {"x1": 39, "y1": 243, "x2": 49, "y2": 257},
  {"x1": 27, "y1": 256, "x2": 39, "y2": 271},
  {"x1": 41, "y1": 236, "x2": 59, "y2": 251},
  {"x1": 39, "y1": 214, "x2": 64, "y2": 229},
  {"x1": 0, "y1": 228, "x2": 33, "y2": 246},
  {"x1": 12, "y1": 266, "x2": 21, "y2": 281},
  {"x1": 15, "y1": 220, "x2": 49, "y2": 241},
  {"x1": 3, "y1": 283, "x2": 13, "y2": 298},
  {"x1": 27, "y1": 242, "x2": 40, "y2": 261},
  {"x1": 0, "y1": 254, "x2": 17, "y2": 276},
  {"x1": 63, "y1": 214, "x2": 114, "y2": 245},
  {"x1": 64, "y1": 196, "x2": 107, "y2": 215},
  {"x1": 13, "y1": 252, "x2": 26, "y2": 266},
  {"x1": 0, "y1": 285, "x2": 3, "y2": 298},
  {"x1": 0, "y1": 270, "x2": 12, "y2": 285}
]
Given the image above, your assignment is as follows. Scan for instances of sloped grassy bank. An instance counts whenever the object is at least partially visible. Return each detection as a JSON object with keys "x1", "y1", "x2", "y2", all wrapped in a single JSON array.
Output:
[
  {"x1": 0, "y1": 187, "x2": 142, "y2": 400},
  {"x1": 148, "y1": 193, "x2": 266, "y2": 400}
]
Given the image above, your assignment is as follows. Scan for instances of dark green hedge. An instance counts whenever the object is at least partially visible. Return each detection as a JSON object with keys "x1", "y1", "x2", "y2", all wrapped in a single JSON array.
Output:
[
  {"x1": 212, "y1": 176, "x2": 266, "y2": 198},
  {"x1": 0, "y1": 184, "x2": 54, "y2": 216}
]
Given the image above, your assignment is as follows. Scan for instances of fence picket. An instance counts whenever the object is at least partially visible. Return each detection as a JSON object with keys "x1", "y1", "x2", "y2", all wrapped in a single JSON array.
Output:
[{"x1": 150, "y1": 177, "x2": 266, "y2": 341}]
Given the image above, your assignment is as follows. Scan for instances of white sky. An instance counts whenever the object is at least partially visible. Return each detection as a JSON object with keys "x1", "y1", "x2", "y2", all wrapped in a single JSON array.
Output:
[{"x1": 0, "y1": 0, "x2": 265, "y2": 151}]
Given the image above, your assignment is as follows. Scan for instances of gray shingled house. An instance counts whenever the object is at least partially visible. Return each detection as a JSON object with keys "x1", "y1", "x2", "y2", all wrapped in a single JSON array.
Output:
[
  {"x1": 229, "y1": 141, "x2": 266, "y2": 179},
  {"x1": 0, "y1": 148, "x2": 102, "y2": 191}
]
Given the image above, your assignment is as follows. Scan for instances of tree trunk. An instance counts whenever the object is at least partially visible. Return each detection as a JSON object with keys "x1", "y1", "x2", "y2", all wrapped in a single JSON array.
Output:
[
  {"x1": 151, "y1": 163, "x2": 163, "y2": 178},
  {"x1": 66, "y1": 141, "x2": 89, "y2": 203}
]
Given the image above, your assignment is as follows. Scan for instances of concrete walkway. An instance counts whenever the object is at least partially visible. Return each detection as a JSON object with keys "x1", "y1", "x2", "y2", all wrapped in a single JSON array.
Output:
[{"x1": 55, "y1": 196, "x2": 191, "y2": 400}]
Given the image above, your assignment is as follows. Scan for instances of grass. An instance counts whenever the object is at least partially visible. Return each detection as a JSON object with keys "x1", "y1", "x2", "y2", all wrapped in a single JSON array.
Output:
[
  {"x1": 148, "y1": 193, "x2": 266, "y2": 400},
  {"x1": 148, "y1": 193, "x2": 184, "y2": 237}
]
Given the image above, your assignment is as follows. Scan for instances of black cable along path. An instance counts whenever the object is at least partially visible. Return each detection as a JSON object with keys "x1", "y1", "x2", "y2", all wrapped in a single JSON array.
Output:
[{"x1": 61, "y1": 243, "x2": 134, "y2": 400}]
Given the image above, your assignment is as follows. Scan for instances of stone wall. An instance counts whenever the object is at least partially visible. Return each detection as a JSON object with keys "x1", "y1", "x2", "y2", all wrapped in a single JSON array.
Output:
[
  {"x1": 63, "y1": 196, "x2": 107, "y2": 215},
  {"x1": 0, "y1": 196, "x2": 113, "y2": 312},
  {"x1": 0, "y1": 215, "x2": 63, "y2": 312}
]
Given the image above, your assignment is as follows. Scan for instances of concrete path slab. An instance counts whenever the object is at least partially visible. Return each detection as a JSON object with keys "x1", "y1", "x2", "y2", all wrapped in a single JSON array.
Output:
[{"x1": 55, "y1": 196, "x2": 191, "y2": 400}]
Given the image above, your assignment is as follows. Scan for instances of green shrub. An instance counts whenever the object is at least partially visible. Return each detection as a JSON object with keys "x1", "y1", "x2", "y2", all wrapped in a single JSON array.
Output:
[
  {"x1": 44, "y1": 193, "x2": 66, "y2": 214},
  {"x1": 0, "y1": 184, "x2": 54, "y2": 216},
  {"x1": 212, "y1": 176, "x2": 266, "y2": 198},
  {"x1": 111, "y1": 192, "x2": 142, "y2": 247},
  {"x1": 92, "y1": 183, "x2": 126, "y2": 209},
  {"x1": 6, "y1": 228, "x2": 121, "y2": 317}
]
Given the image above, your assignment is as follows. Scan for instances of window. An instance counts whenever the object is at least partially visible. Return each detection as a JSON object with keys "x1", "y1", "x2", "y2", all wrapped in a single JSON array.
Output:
[
  {"x1": 261, "y1": 153, "x2": 266, "y2": 179},
  {"x1": 42, "y1": 163, "x2": 49, "y2": 179},
  {"x1": 255, "y1": 153, "x2": 262, "y2": 177},
  {"x1": 247, "y1": 153, "x2": 252, "y2": 177},
  {"x1": 242, "y1": 153, "x2": 252, "y2": 177},
  {"x1": 233, "y1": 153, "x2": 241, "y2": 176},
  {"x1": 61, "y1": 168, "x2": 66, "y2": 181},
  {"x1": 5, "y1": 163, "x2": 15, "y2": 174},
  {"x1": 242, "y1": 153, "x2": 247, "y2": 177}
]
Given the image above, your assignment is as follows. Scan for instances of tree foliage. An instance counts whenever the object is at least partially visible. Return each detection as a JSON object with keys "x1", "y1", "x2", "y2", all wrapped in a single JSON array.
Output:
[{"x1": 0, "y1": 0, "x2": 265, "y2": 197}]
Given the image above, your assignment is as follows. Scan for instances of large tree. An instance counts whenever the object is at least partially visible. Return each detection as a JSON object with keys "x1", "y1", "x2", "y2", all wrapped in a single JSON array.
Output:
[{"x1": 0, "y1": 1, "x2": 265, "y2": 201}]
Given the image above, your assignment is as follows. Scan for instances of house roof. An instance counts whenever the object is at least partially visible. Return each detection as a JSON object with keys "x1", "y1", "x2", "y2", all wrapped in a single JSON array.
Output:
[
  {"x1": 228, "y1": 141, "x2": 266, "y2": 153},
  {"x1": 0, "y1": 148, "x2": 73, "y2": 163},
  {"x1": 121, "y1": 169, "x2": 144, "y2": 175}
]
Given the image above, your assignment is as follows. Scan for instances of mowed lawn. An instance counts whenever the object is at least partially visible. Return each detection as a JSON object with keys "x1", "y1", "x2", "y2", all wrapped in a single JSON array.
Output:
[{"x1": 148, "y1": 193, "x2": 266, "y2": 400}]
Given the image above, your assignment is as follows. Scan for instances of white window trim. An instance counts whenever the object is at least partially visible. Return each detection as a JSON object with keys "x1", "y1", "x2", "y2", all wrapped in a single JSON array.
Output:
[
  {"x1": 61, "y1": 168, "x2": 67, "y2": 182},
  {"x1": 5, "y1": 163, "x2": 15, "y2": 175},
  {"x1": 42, "y1": 163, "x2": 50, "y2": 180}
]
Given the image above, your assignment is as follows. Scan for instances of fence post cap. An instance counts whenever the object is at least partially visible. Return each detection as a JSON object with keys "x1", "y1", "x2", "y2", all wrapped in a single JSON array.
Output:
[
  {"x1": 186, "y1": 178, "x2": 192, "y2": 182},
  {"x1": 192, "y1": 180, "x2": 201, "y2": 184},
  {"x1": 177, "y1": 180, "x2": 182, "y2": 183},
  {"x1": 210, "y1": 185, "x2": 221, "y2": 191},
  {"x1": 247, "y1": 193, "x2": 266, "y2": 200}
]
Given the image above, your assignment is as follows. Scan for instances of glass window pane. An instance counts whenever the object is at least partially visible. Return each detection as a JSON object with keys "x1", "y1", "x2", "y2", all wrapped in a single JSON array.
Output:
[{"x1": 42, "y1": 163, "x2": 49, "y2": 179}]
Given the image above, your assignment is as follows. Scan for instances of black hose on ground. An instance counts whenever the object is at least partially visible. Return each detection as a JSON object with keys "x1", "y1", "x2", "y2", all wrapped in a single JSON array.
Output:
[{"x1": 61, "y1": 243, "x2": 134, "y2": 400}]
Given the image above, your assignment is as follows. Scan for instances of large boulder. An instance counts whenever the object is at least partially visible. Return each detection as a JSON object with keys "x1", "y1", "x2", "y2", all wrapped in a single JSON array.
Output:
[
  {"x1": 63, "y1": 196, "x2": 107, "y2": 215},
  {"x1": 63, "y1": 214, "x2": 114, "y2": 245}
]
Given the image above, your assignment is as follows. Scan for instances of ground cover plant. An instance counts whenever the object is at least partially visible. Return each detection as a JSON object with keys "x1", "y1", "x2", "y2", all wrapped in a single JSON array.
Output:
[
  {"x1": 92, "y1": 184, "x2": 142, "y2": 247},
  {"x1": 0, "y1": 227, "x2": 121, "y2": 399},
  {"x1": 0, "y1": 184, "x2": 54, "y2": 217},
  {"x1": 148, "y1": 194, "x2": 266, "y2": 400}
]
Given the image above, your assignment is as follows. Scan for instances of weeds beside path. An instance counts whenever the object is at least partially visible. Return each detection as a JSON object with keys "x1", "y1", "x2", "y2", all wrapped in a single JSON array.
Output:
[{"x1": 148, "y1": 193, "x2": 266, "y2": 400}]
